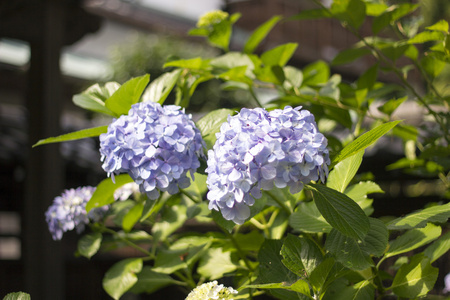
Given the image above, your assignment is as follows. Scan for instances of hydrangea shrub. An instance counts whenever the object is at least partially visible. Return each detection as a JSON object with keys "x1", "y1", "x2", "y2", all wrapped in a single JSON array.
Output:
[{"x1": 35, "y1": 2, "x2": 450, "y2": 299}]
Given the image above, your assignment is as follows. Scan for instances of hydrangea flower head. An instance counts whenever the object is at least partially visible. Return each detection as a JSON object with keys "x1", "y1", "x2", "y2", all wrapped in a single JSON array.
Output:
[
  {"x1": 45, "y1": 186, "x2": 108, "y2": 240},
  {"x1": 185, "y1": 281, "x2": 238, "y2": 300},
  {"x1": 206, "y1": 106, "x2": 330, "y2": 224},
  {"x1": 100, "y1": 101, "x2": 205, "y2": 200}
]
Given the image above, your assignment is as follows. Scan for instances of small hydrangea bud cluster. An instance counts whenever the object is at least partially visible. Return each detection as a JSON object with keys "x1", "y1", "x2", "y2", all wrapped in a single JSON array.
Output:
[
  {"x1": 45, "y1": 186, "x2": 108, "y2": 240},
  {"x1": 113, "y1": 182, "x2": 140, "y2": 201},
  {"x1": 185, "y1": 281, "x2": 238, "y2": 300},
  {"x1": 196, "y1": 10, "x2": 229, "y2": 28},
  {"x1": 100, "y1": 102, "x2": 205, "y2": 200},
  {"x1": 206, "y1": 106, "x2": 330, "y2": 224}
]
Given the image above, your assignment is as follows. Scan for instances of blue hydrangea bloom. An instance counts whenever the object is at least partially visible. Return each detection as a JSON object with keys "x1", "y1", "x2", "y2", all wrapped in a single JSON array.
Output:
[
  {"x1": 45, "y1": 186, "x2": 107, "y2": 240},
  {"x1": 99, "y1": 102, "x2": 205, "y2": 200},
  {"x1": 206, "y1": 106, "x2": 330, "y2": 224}
]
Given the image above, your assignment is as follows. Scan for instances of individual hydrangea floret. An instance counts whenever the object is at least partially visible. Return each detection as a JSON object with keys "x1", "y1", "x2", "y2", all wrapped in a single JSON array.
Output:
[
  {"x1": 185, "y1": 281, "x2": 238, "y2": 300},
  {"x1": 100, "y1": 101, "x2": 205, "y2": 200},
  {"x1": 206, "y1": 106, "x2": 330, "y2": 224},
  {"x1": 45, "y1": 186, "x2": 108, "y2": 240}
]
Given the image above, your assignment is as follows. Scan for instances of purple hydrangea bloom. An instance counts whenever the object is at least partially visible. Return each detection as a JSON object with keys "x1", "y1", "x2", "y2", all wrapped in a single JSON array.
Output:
[
  {"x1": 206, "y1": 106, "x2": 330, "y2": 224},
  {"x1": 99, "y1": 102, "x2": 205, "y2": 200},
  {"x1": 45, "y1": 186, "x2": 108, "y2": 240}
]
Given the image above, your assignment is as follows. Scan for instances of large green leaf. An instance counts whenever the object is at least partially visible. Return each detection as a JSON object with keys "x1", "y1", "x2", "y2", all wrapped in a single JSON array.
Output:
[
  {"x1": 308, "y1": 183, "x2": 370, "y2": 240},
  {"x1": 2, "y1": 292, "x2": 31, "y2": 300},
  {"x1": 245, "y1": 280, "x2": 312, "y2": 299},
  {"x1": 385, "y1": 223, "x2": 442, "y2": 258},
  {"x1": 302, "y1": 60, "x2": 330, "y2": 86},
  {"x1": 332, "y1": 280, "x2": 375, "y2": 300},
  {"x1": 72, "y1": 82, "x2": 119, "y2": 116},
  {"x1": 198, "y1": 247, "x2": 238, "y2": 279},
  {"x1": 129, "y1": 266, "x2": 178, "y2": 294},
  {"x1": 103, "y1": 258, "x2": 143, "y2": 300},
  {"x1": 331, "y1": 120, "x2": 401, "y2": 167},
  {"x1": 424, "y1": 231, "x2": 450, "y2": 263},
  {"x1": 387, "y1": 202, "x2": 450, "y2": 230},
  {"x1": 33, "y1": 126, "x2": 108, "y2": 147},
  {"x1": 142, "y1": 69, "x2": 181, "y2": 105},
  {"x1": 325, "y1": 218, "x2": 387, "y2": 270},
  {"x1": 244, "y1": 15, "x2": 282, "y2": 54},
  {"x1": 196, "y1": 108, "x2": 234, "y2": 138},
  {"x1": 345, "y1": 181, "x2": 383, "y2": 216},
  {"x1": 261, "y1": 43, "x2": 298, "y2": 67},
  {"x1": 330, "y1": 0, "x2": 366, "y2": 29},
  {"x1": 281, "y1": 234, "x2": 323, "y2": 277},
  {"x1": 105, "y1": 74, "x2": 150, "y2": 116},
  {"x1": 309, "y1": 257, "x2": 336, "y2": 293},
  {"x1": 77, "y1": 232, "x2": 102, "y2": 259},
  {"x1": 391, "y1": 254, "x2": 438, "y2": 298},
  {"x1": 151, "y1": 202, "x2": 187, "y2": 242},
  {"x1": 327, "y1": 150, "x2": 364, "y2": 193},
  {"x1": 86, "y1": 174, "x2": 134, "y2": 213}
]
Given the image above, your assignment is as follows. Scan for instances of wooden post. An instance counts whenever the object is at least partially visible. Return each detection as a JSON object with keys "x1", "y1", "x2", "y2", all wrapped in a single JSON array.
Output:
[{"x1": 23, "y1": 0, "x2": 65, "y2": 298}]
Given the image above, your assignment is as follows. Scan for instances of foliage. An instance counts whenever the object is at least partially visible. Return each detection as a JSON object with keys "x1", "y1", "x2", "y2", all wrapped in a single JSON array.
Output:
[{"x1": 35, "y1": 1, "x2": 449, "y2": 299}]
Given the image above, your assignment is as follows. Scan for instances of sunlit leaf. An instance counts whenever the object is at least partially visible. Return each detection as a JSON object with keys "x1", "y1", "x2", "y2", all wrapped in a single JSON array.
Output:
[
  {"x1": 86, "y1": 174, "x2": 134, "y2": 213},
  {"x1": 386, "y1": 223, "x2": 442, "y2": 258},
  {"x1": 198, "y1": 247, "x2": 238, "y2": 279},
  {"x1": 327, "y1": 150, "x2": 364, "y2": 193},
  {"x1": 3, "y1": 292, "x2": 31, "y2": 300},
  {"x1": 424, "y1": 231, "x2": 450, "y2": 263},
  {"x1": 387, "y1": 202, "x2": 450, "y2": 230},
  {"x1": 103, "y1": 258, "x2": 143, "y2": 300},
  {"x1": 261, "y1": 43, "x2": 298, "y2": 67},
  {"x1": 78, "y1": 232, "x2": 102, "y2": 259},
  {"x1": 391, "y1": 254, "x2": 438, "y2": 298},
  {"x1": 33, "y1": 126, "x2": 108, "y2": 147},
  {"x1": 142, "y1": 69, "x2": 181, "y2": 104},
  {"x1": 105, "y1": 74, "x2": 150, "y2": 116}
]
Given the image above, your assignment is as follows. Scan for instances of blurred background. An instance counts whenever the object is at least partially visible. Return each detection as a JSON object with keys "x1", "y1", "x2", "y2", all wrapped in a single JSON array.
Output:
[{"x1": 0, "y1": 0, "x2": 448, "y2": 298}]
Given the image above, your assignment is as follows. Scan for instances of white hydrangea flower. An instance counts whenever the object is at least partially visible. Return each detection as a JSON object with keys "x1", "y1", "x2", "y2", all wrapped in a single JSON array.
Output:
[{"x1": 185, "y1": 281, "x2": 238, "y2": 300}]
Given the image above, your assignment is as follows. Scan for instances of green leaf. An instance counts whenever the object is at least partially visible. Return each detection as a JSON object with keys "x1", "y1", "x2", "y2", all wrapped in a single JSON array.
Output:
[
  {"x1": 424, "y1": 231, "x2": 450, "y2": 263},
  {"x1": 408, "y1": 31, "x2": 445, "y2": 44},
  {"x1": 386, "y1": 223, "x2": 442, "y2": 258},
  {"x1": 366, "y1": 3, "x2": 388, "y2": 17},
  {"x1": 327, "y1": 150, "x2": 364, "y2": 193},
  {"x1": 196, "y1": 108, "x2": 234, "y2": 148},
  {"x1": 308, "y1": 183, "x2": 370, "y2": 240},
  {"x1": 302, "y1": 60, "x2": 330, "y2": 86},
  {"x1": 391, "y1": 254, "x2": 438, "y2": 298},
  {"x1": 198, "y1": 247, "x2": 238, "y2": 280},
  {"x1": 392, "y1": 124, "x2": 418, "y2": 142},
  {"x1": 210, "y1": 52, "x2": 255, "y2": 72},
  {"x1": 332, "y1": 47, "x2": 371, "y2": 65},
  {"x1": 309, "y1": 257, "x2": 336, "y2": 292},
  {"x1": 244, "y1": 15, "x2": 282, "y2": 54},
  {"x1": 122, "y1": 201, "x2": 144, "y2": 232},
  {"x1": 372, "y1": 4, "x2": 418, "y2": 34},
  {"x1": 332, "y1": 280, "x2": 375, "y2": 300},
  {"x1": 330, "y1": 0, "x2": 366, "y2": 29},
  {"x1": 256, "y1": 239, "x2": 297, "y2": 285},
  {"x1": 289, "y1": 9, "x2": 332, "y2": 20},
  {"x1": 281, "y1": 234, "x2": 323, "y2": 277},
  {"x1": 344, "y1": 181, "x2": 383, "y2": 215},
  {"x1": 283, "y1": 66, "x2": 303, "y2": 89},
  {"x1": 105, "y1": 74, "x2": 150, "y2": 116},
  {"x1": 151, "y1": 202, "x2": 187, "y2": 242},
  {"x1": 377, "y1": 96, "x2": 407, "y2": 116},
  {"x1": 387, "y1": 202, "x2": 450, "y2": 230},
  {"x1": 245, "y1": 280, "x2": 312, "y2": 298},
  {"x1": 426, "y1": 20, "x2": 449, "y2": 33},
  {"x1": 421, "y1": 54, "x2": 446, "y2": 78},
  {"x1": 103, "y1": 258, "x2": 143, "y2": 300},
  {"x1": 32, "y1": 126, "x2": 108, "y2": 147},
  {"x1": 211, "y1": 209, "x2": 236, "y2": 233},
  {"x1": 77, "y1": 232, "x2": 102, "y2": 259},
  {"x1": 2, "y1": 292, "x2": 31, "y2": 300},
  {"x1": 261, "y1": 43, "x2": 298, "y2": 67},
  {"x1": 331, "y1": 120, "x2": 401, "y2": 167},
  {"x1": 357, "y1": 64, "x2": 378, "y2": 90},
  {"x1": 325, "y1": 218, "x2": 387, "y2": 270},
  {"x1": 129, "y1": 266, "x2": 178, "y2": 294},
  {"x1": 72, "y1": 82, "x2": 119, "y2": 116},
  {"x1": 86, "y1": 174, "x2": 134, "y2": 213},
  {"x1": 255, "y1": 65, "x2": 286, "y2": 84},
  {"x1": 290, "y1": 201, "x2": 332, "y2": 233},
  {"x1": 163, "y1": 57, "x2": 209, "y2": 70},
  {"x1": 232, "y1": 230, "x2": 265, "y2": 252},
  {"x1": 142, "y1": 69, "x2": 181, "y2": 104}
]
